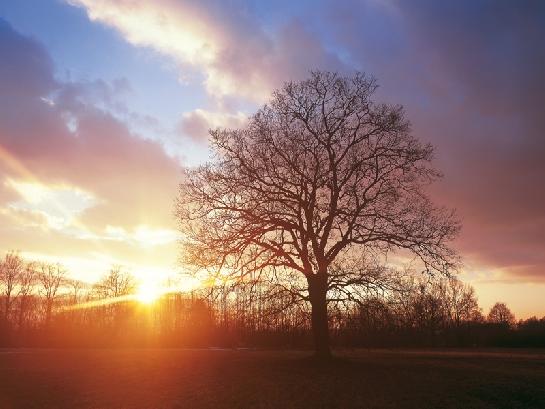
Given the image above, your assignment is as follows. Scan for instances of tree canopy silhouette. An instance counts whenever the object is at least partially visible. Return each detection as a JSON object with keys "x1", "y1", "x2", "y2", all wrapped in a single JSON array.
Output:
[
  {"x1": 488, "y1": 302, "x2": 516, "y2": 326},
  {"x1": 176, "y1": 71, "x2": 460, "y2": 358}
]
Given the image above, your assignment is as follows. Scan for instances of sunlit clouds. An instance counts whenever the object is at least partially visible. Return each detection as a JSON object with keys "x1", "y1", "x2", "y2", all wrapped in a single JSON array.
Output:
[
  {"x1": 66, "y1": 0, "x2": 344, "y2": 103},
  {"x1": 68, "y1": 0, "x2": 217, "y2": 65},
  {"x1": 2, "y1": 175, "x2": 178, "y2": 249},
  {"x1": 102, "y1": 225, "x2": 178, "y2": 247},
  {"x1": 5, "y1": 178, "x2": 98, "y2": 230},
  {"x1": 66, "y1": 0, "x2": 256, "y2": 99}
]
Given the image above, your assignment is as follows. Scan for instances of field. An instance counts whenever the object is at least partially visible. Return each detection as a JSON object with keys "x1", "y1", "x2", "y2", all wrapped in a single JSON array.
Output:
[{"x1": 1, "y1": 348, "x2": 544, "y2": 408}]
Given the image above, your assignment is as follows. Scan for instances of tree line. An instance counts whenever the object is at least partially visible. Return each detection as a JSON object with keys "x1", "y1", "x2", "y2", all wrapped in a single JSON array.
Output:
[{"x1": 1, "y1": 250, "x2": 543, "y2": 348}]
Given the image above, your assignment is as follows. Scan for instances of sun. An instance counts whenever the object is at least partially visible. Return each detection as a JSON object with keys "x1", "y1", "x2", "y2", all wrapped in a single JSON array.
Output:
[{"x1": 135, "y1": 282, "x2": 161, "y2": 304}]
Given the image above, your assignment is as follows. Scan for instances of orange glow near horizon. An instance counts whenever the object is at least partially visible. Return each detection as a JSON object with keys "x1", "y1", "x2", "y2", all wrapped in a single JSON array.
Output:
[
  {"x1": 59, "y1": 277, "x2": 200, "y2": 313},
  {"x1": 135, "y1": 281, "x2": 162, "y2": 304}
]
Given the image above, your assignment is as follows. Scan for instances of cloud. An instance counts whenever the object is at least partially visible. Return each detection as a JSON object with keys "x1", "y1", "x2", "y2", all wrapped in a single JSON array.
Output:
[
  {"x1": 179, "y1": 109, "x2": 247, "y2": 143},
  {"x1": 0, "y1": 18, "x2": 183, "y2": 280},
  {"x1": 4, "y1": 178, "x2": 98, "y2": 230},
  {"x1": 398, "y1": 0, "x2": 545, "y2": 280},
  {"x1": 103, "y1": 225, "x2": 178, "y2": 247},
  {"x1": 327, "y1": 0, "x2": 545, "y2": 280},
  {"x1": 67, "y1": 0, "x2": 346, "y2": 103}
]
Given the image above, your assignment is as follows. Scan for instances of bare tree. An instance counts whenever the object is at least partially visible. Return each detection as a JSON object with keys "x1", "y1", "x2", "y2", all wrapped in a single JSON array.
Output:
[
  {"x1": 0, "y1": 251, "x2": 24, "y2": 320},
  {"x1": 94, "y1": 265, "x2": 135, "y2": 298},
  {"x1": 17, "y1": 261, "x2": 37, "y2": 328},
  {"x1": 487, "y1": 302, "x2": 515, "y2": 326},
  {"x1": 445, "y1": 278, "x2": 482, "y2": 325},
  {"x1": 176, "y1": 71, "x2": 459, "y2": 358},
  {"x1": 67, "y1": 278, "x2": 86, "y2": 304},
  {"x1": 38, "y1": 262, "x2": 66, "y2": 324}
]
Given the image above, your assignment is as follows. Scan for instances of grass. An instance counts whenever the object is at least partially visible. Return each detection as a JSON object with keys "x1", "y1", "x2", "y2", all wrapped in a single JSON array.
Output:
[{"x1": 1, "y1": 348, "x2": 544, "y2": 408}]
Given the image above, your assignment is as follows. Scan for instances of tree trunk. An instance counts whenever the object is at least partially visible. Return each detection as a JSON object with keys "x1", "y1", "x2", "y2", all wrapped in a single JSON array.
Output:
[
  {"x1": 18, "y1": 298, "x2": 26, "y2": 329},
  {"x1": 4, "y1": 295, "x2": 11, "y2": 321},
  {"x1": 45, "y1": 301, "x2": 52, "y2": 325},
  {"x1": 308, "y1": 275, "x2": 331, "y2": 359}
]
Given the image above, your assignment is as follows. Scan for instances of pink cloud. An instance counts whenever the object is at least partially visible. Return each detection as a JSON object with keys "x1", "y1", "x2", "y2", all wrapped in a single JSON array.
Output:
[{"x1": 0, "y1": 19, "x2": 183, "y2": 277}]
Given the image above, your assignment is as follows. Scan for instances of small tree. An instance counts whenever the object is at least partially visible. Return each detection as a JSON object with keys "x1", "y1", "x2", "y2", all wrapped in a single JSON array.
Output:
[
  {"x1": 0, "y1": 251, "x2": 24, "y2": 321},
  {"x1": 17, "y1": 261, "x2": 37, "y2": 328},
  {"x1": 94, "y1": 265, "x2": 135, "y2": 299},
  {"x1": 67, "y1": 279, "x2": 86, "y2": 305},
  {"x1": 487, "y1": 302, "x2": 515, "y2": 326},
  {"x1": 177, "y1": 71, "x2": 459, "y2": 358},
  {"x1": 38, "y1": 262, "x2": 66, "y2": 324},
  {"x1": 445, "y1": 278, "x2": 482, "y2": 325}
]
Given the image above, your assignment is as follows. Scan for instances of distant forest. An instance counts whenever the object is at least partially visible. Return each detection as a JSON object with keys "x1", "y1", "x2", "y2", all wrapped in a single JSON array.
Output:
[{"x1": 1, "y1": 251, "x2": 544, "y2": 349}]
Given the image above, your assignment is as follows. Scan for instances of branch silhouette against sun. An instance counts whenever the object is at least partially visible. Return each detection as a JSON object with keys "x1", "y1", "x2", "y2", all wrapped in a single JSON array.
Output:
[{"x1": 176, "y1": 71, "x2": 460, "y2": 358}]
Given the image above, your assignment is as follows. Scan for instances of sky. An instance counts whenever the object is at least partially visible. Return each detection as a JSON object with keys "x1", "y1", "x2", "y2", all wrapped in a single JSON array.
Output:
[{"x1": 0, "y1": 0, "x2": 544, "y2": 318}]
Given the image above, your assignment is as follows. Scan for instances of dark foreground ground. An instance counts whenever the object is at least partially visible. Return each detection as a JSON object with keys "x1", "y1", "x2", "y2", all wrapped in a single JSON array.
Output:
[{"x1": 1, "y1": 348, "x2": 544, "y2": 408}]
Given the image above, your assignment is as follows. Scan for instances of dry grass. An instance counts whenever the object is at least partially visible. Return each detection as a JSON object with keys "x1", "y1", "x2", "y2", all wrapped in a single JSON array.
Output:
[{"x1": 1, "y1": 348, "x2": 544, "y2": 408}]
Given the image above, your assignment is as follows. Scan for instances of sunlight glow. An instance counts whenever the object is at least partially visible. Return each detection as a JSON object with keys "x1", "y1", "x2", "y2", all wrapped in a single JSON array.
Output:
[
  {"x1": 61, "y1": 294, "x2": 134, "y2": 311},
  {"x1": 103, "y1": 225, "x2": 178, "y2": 247},
  {"x1": 135, "y1": 281, "x2": 162, "y2": 304}
]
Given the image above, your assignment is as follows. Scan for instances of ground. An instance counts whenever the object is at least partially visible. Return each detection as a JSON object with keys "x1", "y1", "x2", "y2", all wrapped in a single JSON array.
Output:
[{"x1": 1, "y1": 348, "x2": 544, "y2": 408}]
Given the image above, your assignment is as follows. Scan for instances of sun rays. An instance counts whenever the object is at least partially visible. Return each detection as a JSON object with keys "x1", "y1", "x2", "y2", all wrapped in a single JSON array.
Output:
[{"x1": 59, "y1": 278, "x2": 198, "y2": 313}]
